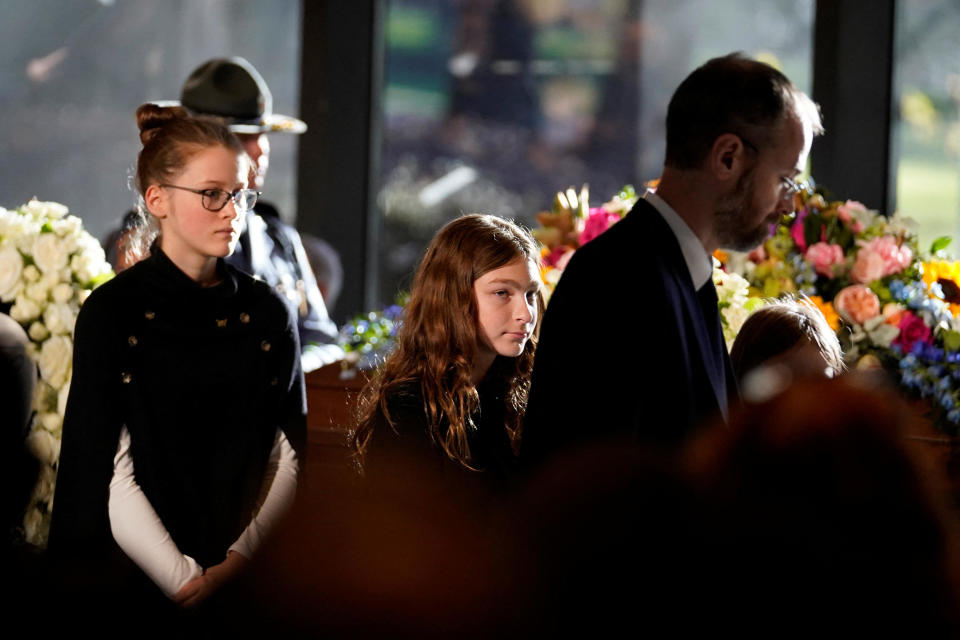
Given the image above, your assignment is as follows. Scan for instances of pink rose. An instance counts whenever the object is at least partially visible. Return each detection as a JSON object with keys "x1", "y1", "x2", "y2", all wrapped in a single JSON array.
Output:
[
  {"x1": 804, "y1": 242, "x2": 845, "y2": 278},
  {"x1": 851, "y1": 236, "x2": 913, "y2": 283},
  {"x1": 747, "y1": 244, "x2": 767, "y2": 262},
  {"x1": 837, "y1": 200, "x2": 865, "y2": 222},
  {"x1": 578, "y1": 207, "x2": 620, "y2": 246},
  {"x1": 544, "y1": 246, "x2": 574, "y2": 269},
  {"x1": 838, "y1": 200, "x2": 866, "y2": 233},
  {"x1": 833, "y1": 284, "x2": 881, "y2": 325},
  {"x1": 555, "y1": 247, "x2": 574, "y2": 271},
  {"x1": 851, "y1": 249, "x2": 886, "y2": 283},
  {"x1": 892, "y1": 311, "x2": 933, "y2": 353},
  {"x1": 789, "y1": 207, "x2": 809, "y2": 252}
]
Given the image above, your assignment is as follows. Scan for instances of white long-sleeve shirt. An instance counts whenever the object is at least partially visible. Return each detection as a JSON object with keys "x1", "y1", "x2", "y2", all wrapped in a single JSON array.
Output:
[{"x1": 108, "y1": 426, "x2": 298, "y2": 597}]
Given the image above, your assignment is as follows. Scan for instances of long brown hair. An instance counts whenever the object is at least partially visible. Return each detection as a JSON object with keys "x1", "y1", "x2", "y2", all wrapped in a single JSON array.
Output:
[{"x1": 354, "y1": 214, "x2": 543, "y2": 469}]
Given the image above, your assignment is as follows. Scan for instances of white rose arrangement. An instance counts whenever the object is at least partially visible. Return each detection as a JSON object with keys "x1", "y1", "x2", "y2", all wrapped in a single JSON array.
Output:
[{"x1": 0, "y1": 199, "x2": 113, "y2": 546}]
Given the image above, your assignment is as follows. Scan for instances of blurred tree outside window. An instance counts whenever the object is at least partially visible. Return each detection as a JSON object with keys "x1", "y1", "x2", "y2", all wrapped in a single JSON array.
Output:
[
  {"x1": 0, "y1": 0, "x2": 301, "y2": 244},
  {"x1": 892, "y1": 0, "x2": 960, "y2": 252},
  {"x1": 376, "y1": 0, "x2": 814, "y2": 305}
]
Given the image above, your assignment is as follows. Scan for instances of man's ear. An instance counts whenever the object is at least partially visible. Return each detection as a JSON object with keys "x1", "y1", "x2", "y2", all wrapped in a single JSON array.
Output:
[
  {"x1": 144, "y1": 184, "x2": 167, "y2": 219},
  {"x1": 707, "y1": 133, "x2": 751, "y2": 182}
]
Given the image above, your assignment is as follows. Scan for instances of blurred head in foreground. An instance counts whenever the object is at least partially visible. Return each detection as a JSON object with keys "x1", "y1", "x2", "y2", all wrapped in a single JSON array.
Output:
[{"x1": 686, "y1": 374, "x2": 960, "y2": 634}]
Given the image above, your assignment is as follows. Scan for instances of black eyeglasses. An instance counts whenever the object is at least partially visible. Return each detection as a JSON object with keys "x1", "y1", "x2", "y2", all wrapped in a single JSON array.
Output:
[
  {"x1": 160, "y1": 184, "x2": 260, "y2": 212},
  {"x1": 735, "y1": 134, "x2": 808, "y2": 196}
]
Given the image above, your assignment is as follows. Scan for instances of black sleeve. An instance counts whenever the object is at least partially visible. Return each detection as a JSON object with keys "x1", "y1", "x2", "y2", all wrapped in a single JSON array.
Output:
[
  {"x1": 279, "y1": 298, "x2": 308, "y2": 461},
  {"x1": 47, "y1": 291, "x2": 124, "y2": 556}
]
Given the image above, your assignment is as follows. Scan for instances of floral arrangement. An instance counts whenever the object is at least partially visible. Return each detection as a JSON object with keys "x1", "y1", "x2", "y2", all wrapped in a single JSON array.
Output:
[
  {"x1": 531, "y1": 183, "x2": 764, "y2": 344},
  {"x1": 337, "y1": 296, "x2": 406, "y2": 372},
  {"x1": 532, "y1": 184, "x2": 639, "y2": 302},
  {"x1": 0, "y1": 199, "x2": 113, "y2": 545},
  {"x1": 718, "y1": 185, "x2": 960, "y2": 434},
  {"x1": 712, "y1": 262, "x2": 766, "y2": 350}
]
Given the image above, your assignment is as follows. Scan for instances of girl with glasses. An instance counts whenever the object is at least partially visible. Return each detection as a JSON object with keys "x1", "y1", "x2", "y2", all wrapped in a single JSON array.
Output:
[{"x1": 50, "y1": 104, "x2": 304, "y2": 614}]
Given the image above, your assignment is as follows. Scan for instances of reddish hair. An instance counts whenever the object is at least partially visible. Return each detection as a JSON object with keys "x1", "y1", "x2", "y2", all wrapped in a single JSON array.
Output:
[
  {"x1": 354, "y1": 214, "x2": 543, "y2": 469},
  {"x1": 125, "y1": 103, "x2": 245, "y2": 262}
]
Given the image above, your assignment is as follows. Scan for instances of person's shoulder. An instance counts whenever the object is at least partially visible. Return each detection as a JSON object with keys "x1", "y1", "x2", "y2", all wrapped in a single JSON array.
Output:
[
  {"x1": 227, "y1": 265, "x2": 304, "y2": 351},
  {"x1": 567, "y1": 199, "x2": 659, "y2": 265},
  {"x1": 228, "y1": 264, "x2": 291, "y2": 321},
  {"x1": 77, "y1": 259, "x2": 147, "y2": 315},
  {"x1": 73, "y1": 261, "x2": 154, "y2": 341},
  {"x1": 256, "y1": 201, "x2": 309, "y2": 245},
  {"x1": 254, "y1": 200, "x2": 282, "y2": 221}
]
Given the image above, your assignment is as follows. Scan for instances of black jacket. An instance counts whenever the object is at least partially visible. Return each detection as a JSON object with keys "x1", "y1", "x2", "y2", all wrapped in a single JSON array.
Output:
[
  {"x1": 49, "y1": 246, "x2": 306, "y2": 570},
  {"x1": 522, "y1": 198, "x2": 737, "y2": 466}
]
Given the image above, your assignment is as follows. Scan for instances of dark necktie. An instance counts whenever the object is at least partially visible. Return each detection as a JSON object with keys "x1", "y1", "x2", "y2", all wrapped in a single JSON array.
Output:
[{"x1": 697, "y1": 280, "x2": 728, "y2": 420}]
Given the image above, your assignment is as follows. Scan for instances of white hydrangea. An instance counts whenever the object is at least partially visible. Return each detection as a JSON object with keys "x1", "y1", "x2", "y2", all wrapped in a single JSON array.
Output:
[
  {"x1": 4, "y1": 198, "x2": 114, "y2": 547},
  {"x1": 52, "y1": 282, "x2": 74, "y2": 304},
  {"x1": 58, "y1": 379, "x2": 71, "y2": 416},
  {"x1": 43, "y1": 301, "x2": 76, "y2": 335},
  {"x1": 28, "y1": 321, "x2": 50, "y2": 342},
  {"x1": 40, "y1": 411, "x2": 63, "y2": 433},
  {"x1": 23, "y1": 199, "x2": 69, "y2": 220},
  {"x1": 10, "y1": 294, "x2": 41, "y2": 323},
  {"x1": 25, "y1": 281, "x2": 49, "y2": 303},
  {"x1": 38, "y1": 334, "x2": 73, "y2": 389},
  {"x1": 713, "y1": 265, "x2": 765, "y2": 351},
  {"x1": 26, "y1": 428, "x2": 61, "y2": 466},
  {"x1": 22, "y1": 264, "x2": 41, "y2": 283},
  {"x1": 32, "y1": 233, "x2": 70, "y2": 273},
  {"x1": 0, "y1": 246, "x2": 25, "y2": 301}
]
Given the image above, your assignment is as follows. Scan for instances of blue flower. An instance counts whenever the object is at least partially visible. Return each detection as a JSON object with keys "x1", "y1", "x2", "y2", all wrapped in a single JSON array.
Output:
[
  {"x1": 889, "y1": 279, "x2": 906, "y2": 299},
  {"x1": 900, "y1": 370, "x2": 920, "y2": 389},
  {"x1": 939, "y1": 392, "x2": 956, "y2": 411}
]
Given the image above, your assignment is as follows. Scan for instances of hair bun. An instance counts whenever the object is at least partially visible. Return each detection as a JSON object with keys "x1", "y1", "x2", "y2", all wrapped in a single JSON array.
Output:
[{"x1": 135, "y1": 103, "x2": 192, "y2": 145}]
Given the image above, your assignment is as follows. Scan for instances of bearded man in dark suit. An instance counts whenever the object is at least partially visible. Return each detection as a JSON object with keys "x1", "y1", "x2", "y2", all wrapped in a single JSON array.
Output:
[{"x1": 522, "y1": 53, "x2": 823, "y2": 465}]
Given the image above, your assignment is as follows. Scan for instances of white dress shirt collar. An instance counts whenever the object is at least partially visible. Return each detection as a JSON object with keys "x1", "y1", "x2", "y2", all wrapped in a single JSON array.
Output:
[{"x1": 642, "y1": 189, "x2": 713, "y2": 290}]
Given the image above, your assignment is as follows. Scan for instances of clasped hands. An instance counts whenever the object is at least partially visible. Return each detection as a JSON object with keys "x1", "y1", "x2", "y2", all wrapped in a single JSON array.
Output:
[{"x1": 172, "y1": 550, "x2": 248, "y2": 608}]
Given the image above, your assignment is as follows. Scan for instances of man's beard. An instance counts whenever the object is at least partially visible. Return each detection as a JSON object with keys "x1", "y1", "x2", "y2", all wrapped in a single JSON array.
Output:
[{"x1": 714, "y1": 167, "x2": 771, "y2": 252}]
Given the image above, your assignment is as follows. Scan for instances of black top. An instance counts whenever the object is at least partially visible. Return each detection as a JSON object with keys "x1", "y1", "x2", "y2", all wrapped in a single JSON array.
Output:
[
  {"x1": 227, "y1": 201, "x2": 338, "y2": 349},
  {"x1": 49, "y1": 246, "x2": 306, "y2": 570},
  {"x1": 362, "y1": 371, "x2": 517, "y2": 508}
]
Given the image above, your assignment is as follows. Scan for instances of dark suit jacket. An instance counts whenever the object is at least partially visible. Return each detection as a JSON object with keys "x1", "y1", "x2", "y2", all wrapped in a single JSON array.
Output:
[
  {"x1": 228, "y1": 201, "x2": 339, "y2": 349},
  {"x1": 522, "y1": 198, "x2": 737, "y2": 465}
]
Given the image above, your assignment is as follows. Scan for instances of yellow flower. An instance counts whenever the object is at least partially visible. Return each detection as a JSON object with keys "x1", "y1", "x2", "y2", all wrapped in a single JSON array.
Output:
[
  {"x1": 713, "y1": 249, "x2": 728, "y2": 265},
  {"x1": 808, "y1": 295, "x2": 840, "y2": 331},
  {"x1": 922, "y1": 261, "x2": 960, "y2": 315},
  {"x1": 922, "y1": 260, "x2": 960, "y2": 288}
]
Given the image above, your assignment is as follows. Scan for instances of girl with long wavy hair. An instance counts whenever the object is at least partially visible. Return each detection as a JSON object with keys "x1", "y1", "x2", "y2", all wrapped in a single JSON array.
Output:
[{"x1": 353, "y1": 214, "x2": 542, "y2": 495}]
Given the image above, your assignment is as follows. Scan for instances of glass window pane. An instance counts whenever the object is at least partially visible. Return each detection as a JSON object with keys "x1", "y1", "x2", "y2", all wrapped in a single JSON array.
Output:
[
  {"x1": 376, "y1": 0, "x2": 814, "y2": 305},
  {"x1": 892, "y1": 0, "x2": 960, "y2": 252},
  {"x1": 0, "y1": 0, "x2": 302, "y2": 243}
]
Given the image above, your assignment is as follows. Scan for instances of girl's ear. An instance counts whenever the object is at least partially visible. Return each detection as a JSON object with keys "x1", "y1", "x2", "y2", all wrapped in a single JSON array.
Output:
[{"x1": 144, "y1": 184, "x2": 168, "y2": 219}]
